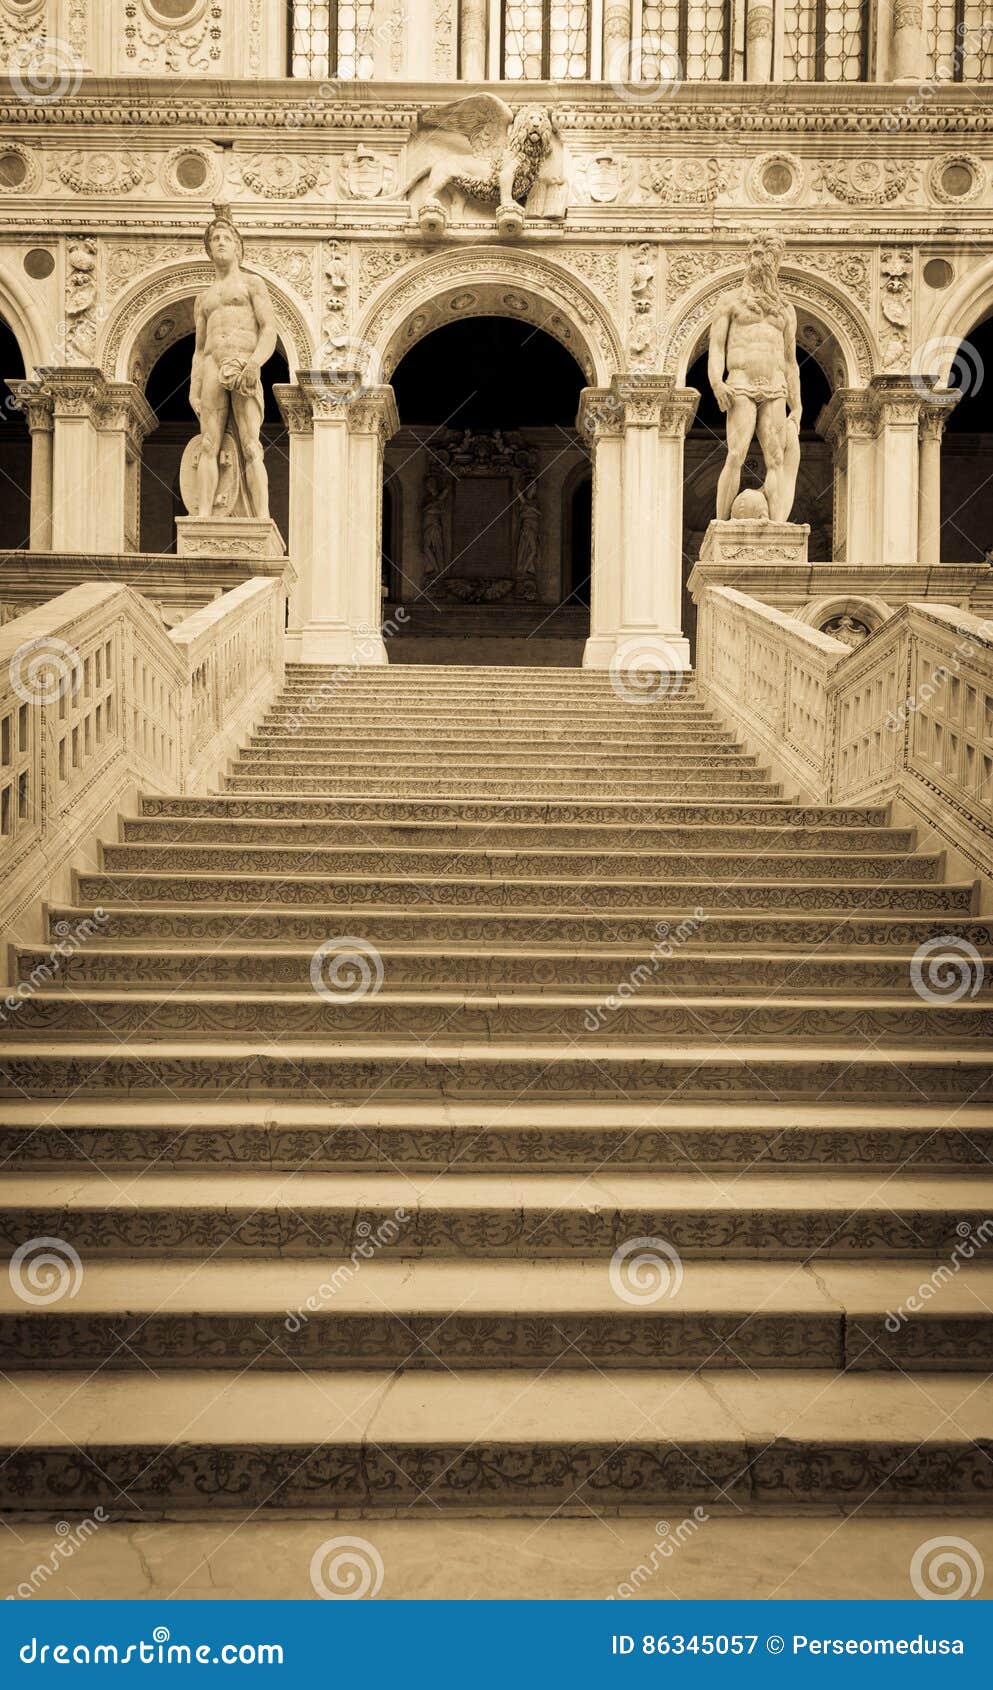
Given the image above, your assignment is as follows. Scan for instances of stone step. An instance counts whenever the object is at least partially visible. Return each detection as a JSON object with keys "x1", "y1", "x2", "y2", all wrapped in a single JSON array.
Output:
[
  {"x1": 264, "y1": 707, "x2": 719, "y2": 728},
  {"x1": 0, "y1": 1042, "x2": 988, "y2": 1103},
  {"x1": 222, "y1": 776, "x2": 784, "y2": 798},
  {"x1": 139, "y1": 794, "x2": 895, "y2": 828},
  {"x1": 4, "y1": 1099, "x2": 990, "y2": 1172},
  {"x1": 50, "y1": 902, "x2": 990, "y2": 950},
  {"x1": 3, "y1": 1369, "x2": 987, "y2": 1512},
  {"x1": 72, "y1": 868, "x2": 974, "y2": 913},
  {"x1": 230, "y1": 754, "x2": 767, "y2": 778},
  {"x1": 24, "y1": 943, "x2": 984, "y2": 998},
  {"x1": 121, "y1": 815, "x2": 918, "y2": 854},
  {"x1": 6, "y1": 989, "x2": 988, "y2": 1046},
  {"x1": 97, "y1": 842, "x2": 943, "y2": 885},
  {"x1": 3, "y1": 1259, "x2": 989, "y2": 1373},
  {"x1": 2, "y1": 1168, "x2": 988, "y2": 1258},
  {"x1": 251, "y1": 727, "x2": 741, "y2": 749}
]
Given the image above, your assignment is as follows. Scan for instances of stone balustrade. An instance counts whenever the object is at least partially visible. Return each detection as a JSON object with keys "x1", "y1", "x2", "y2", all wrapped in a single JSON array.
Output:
[
  {"x1": 694, "y1": 582, "x2": 993, "y2": 892},
  {"x1": 0, "y1": 574, "x2": 285, "y2": 945}
]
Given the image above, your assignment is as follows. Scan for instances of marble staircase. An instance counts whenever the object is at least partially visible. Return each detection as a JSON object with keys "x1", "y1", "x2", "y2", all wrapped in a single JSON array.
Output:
[{"x1": 1, "y1": 663, "x2": 991, "y2": 1530}]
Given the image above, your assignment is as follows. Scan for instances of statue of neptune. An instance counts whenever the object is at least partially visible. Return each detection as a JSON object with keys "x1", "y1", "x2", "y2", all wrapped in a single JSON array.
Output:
[{"x1": 707, "y1": 233, "x2": 802, "y2": 524}]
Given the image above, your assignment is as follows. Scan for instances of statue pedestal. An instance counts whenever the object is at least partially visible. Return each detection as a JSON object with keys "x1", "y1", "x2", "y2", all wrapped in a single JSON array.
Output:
[
  {"x1": 176, "y1": 516, "x2": 285, "y2": 561},
  {"x1": 699, "y1": 518, "x2": 809, "y2": 567}
]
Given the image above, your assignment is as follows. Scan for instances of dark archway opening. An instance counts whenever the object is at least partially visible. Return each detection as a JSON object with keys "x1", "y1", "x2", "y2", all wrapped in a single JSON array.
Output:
[
  {"x1": 939, "y1": 316, "x2": 993, "y2": 562},
  {"x1": 681, "y1": 348, "x2": 834, "y2": 652},
  {"x1": 0, "y1": 318, "x2": 30, "y2": 553},
  {"x1": 139, "y1": 331, "x2": 290, "y2": 554},
  {"x1": 385, "y1": 317, "x2": 590, "y2": 665}
]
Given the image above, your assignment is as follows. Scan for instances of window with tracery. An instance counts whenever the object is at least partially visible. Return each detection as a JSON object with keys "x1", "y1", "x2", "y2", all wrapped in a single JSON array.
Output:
[
  {"x1": 781, "y1": 0, "x2": 869, "y2": 82},
  {"x1": 288, "y1": 1, "x2": 375, "y2": 79},
  {"x1": 639, "y1": 1, "x2": 730, "y2": 83},
  {"x1": 924, "y1": 0, "x2": 993, "y2": 79},
  {"x1": 501, "y1": 0, "x2": 591, "y2": 79}
]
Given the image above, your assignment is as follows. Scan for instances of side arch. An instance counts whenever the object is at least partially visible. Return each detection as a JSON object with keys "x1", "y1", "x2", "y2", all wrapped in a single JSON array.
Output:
[
  {"x1": 0, "y1": 261, "x2": 52, "y2": 374},
  {"x1": 356, "y1": 247, "x2": 624, "y2": 389},
  {"x1": 667, "y1": 265, "x2": 876, "y2": 390},
  {"x1": 918, "y1": 257, "x2": 993, "y2": 377},
  {"x1": 98, "y1": 259, "x2": 315, "y2": 385}
]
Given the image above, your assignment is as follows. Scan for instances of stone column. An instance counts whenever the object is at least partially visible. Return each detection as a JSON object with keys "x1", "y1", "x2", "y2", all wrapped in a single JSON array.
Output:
[
  {"x1": 38, "y1": 367, "x2": 105, "y2": 554},
  {"x1": 818, "y1": 390, "x2": 878, "y2": 564},
  {"x1": 603, "y1": 1, "x2": 633, "y2": 83},
  {"x1": 283, "y1": 372, "x2": 396, "y2": 666},
  {"x1": 745, "y1": 0, "x2": 774, "y2": 81},
  {"x1": 868, "y1": 376, "x2": 924, "y2": 565},
  {"x1": 274, "y1": 383, "x2": 315, "y2": 661},
  {"x1": 578, "y1": 376, "x2": 697, "y2": 671},
  {"x1": 890, "y1": 0, "x2": 926, "y2": 82},
  {"x1": 91, "y1": 382, "x2": 157, "y2": 553},
  {"x1": 6, "y1": 379, "x2": 53, "y2": 552},
  {"x1": 346, "y1": 387, "x2": 399, "y2": 665},
  {"x1": 918, "y1": 390, "x2": 960, "y2": 567},
  {"x1": 460, "y1": 0, "x2": 488, "y2": 78}
]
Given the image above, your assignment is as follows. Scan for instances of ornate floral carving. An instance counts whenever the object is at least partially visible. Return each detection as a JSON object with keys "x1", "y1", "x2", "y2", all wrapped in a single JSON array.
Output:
[
  {"x1": 433, "y1": 0, "x2": 456, "y2": 77},
  {"x1": 63, "y1": 235, "x2": 99, "y2": 362},
  {"x1": 238, "y1": 153, "x2": 329, "y2": 199},
  {"x1": 54, "y1": 150, "x2": 150, "y2": 195},
  {"x1": 815, "y1": 160, "x2": 919, "y2": 206},
  {"x1": 627, "y1": 242, "x2": 657, "y2": 369},
  {"x1": 244, "y1": 243, "x2": 314, "y2": 303},
  {"x1": 567, "y1": 249, "x2": 620, "y2": 310},
  {"x1": 879, "y1": 249, "x2": 913, "y2": 372},
  {"x1": 357, "y1": 245, "x2": 414, "y2": 308},
  {"x1": 640, "y1": 158, "x2": 730, "y2": 205},
  {"x1": 105, "y1": 241, "x2": 200, "y2": 297},
  {"x1": 124, "y1": 0, "x2": 223, "y2": 73}
]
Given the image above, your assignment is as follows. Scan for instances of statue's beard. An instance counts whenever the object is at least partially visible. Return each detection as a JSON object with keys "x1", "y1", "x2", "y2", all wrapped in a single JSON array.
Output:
[{"x1": 745, "y1": 256, "x2": 782, "y2": 314}]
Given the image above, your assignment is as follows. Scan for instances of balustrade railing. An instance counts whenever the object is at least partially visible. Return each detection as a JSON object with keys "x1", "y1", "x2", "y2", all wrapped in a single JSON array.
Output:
[
  {"x1": 0, "y1": 575, "x2": 285, "y2": 939},
  {"x1": 694, "y1": 583, "x2": 993, "y2": 884}
]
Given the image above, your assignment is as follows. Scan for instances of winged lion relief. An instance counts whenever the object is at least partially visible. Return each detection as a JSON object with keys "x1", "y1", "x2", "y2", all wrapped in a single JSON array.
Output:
[{"x1": 403, "y1": 93, "x2": 568, "y2": 238}]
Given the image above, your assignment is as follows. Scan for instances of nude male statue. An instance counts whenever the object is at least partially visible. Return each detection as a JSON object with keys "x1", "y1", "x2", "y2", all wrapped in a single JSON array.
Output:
[
  {"x1": 707, "y1": 232, "x2": 802, "y2": 524},
  {"x1": 190, "y1": 209, "x2": 276, "y2": 521}
]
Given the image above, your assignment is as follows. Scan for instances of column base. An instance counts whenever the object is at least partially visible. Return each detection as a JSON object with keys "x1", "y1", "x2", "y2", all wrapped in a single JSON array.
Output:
[
  {"x1": 699, "y1": 518, "x2": 809, "y2": 567},
  {"x1": 298, "y1": 622, "x2": 389, "y2": 666},
  {"x1": 583, "y1": 632, "x2": 691, "y2": 671},
  {"x1": 176, "y1": 516, "x2": 285, "y2": 561}
]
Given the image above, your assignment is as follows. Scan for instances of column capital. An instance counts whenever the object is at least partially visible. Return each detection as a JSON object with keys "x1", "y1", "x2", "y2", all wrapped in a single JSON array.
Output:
[
  {"x1": 867, "y1": 373, "x2": 928, "y2": 427},
  {"x1": 91, "y1": 380, "x2": 158, "y2": 453},
  {"x1": 578, "y1": 377, "x2": 699, "y2": 439},
  {"x1": 577, "y1": 387, "x2": 624, "y2": 444},
  {"x1": 5, "y1": 377, "x2": 52, "y2": 433},
  {"x1": 345, "y1": 385, "x2": 399, "y2": 446},
  {"x1": 36, "y1": 365, "x2": 106, "y2": 419},
  {"x1": 273, "y1": 382, "x2": 315, "y2": 435},
  {"x1": 917, "y1": 383, "x2": 961, "y2": 441},
  {"x1": 817, "y1": 387, "x2": 879, "y2": 448},
  {"x1": 294, "y1": 369, "x2": 368, "y2": 422}
]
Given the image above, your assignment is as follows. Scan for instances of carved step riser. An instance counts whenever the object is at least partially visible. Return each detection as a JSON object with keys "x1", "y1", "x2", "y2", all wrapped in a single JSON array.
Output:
[
  {"x1": 1, "y1": 1054, "x2": 989, "y2": 1103},
  {"x1": 97, "y1": 848, "x2": 941, "y2": 884},
  {"x1": 251, "y1": 732, "x2": 740, "y2": 749},
  {"x1": 122, "y1": 821, "x2": 918, "y2": 854},
  {"x1": 0, "y1": 1206, "x2": 981, "y2": 1259},
  {"x1": 223, "y1": 782, "x2": 782, "y2": 800},
  {"x1": 231, "y1": 759, "x2": 766, "y2": 777},
  {"x1": 1, "y1": 1440, "x2": 984, "y2": 1515},
  {"x1": 5, "y1": 1123, "x2": 989, "y2": 1173},
  {"x1": 3, "y1": 1312, "x2": 987, "y2": 1373},
  {"x1": 50, "y1": 906, "x2": 993, "y2": 950},
  {"x1": 21, "y1": 950, "x2": 974, "y2": 996},
  {"x1": 72, "y1": 873, "x2": 971, "y2": 914},
  {"x1": 139, "y1": 798, "x2": 893, "y2": 827},
  {"x1": 8, "y1": 998, "x2": 989, "y2": 1044}
]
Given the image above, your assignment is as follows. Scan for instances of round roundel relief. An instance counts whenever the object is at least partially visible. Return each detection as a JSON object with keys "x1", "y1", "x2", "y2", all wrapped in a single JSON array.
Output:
[
  {"x1": 929, "y1": 155, "x2": 985, "y2": 205},
  {"x1": 23, "y1": 249, "x2": 55, "y2": 280},
  {"x1": 922, "y1": 258, "x2": 955, "y2": 291},
  {"x1": 145, "y1": 0, "x2": 204, "y2": 20}
]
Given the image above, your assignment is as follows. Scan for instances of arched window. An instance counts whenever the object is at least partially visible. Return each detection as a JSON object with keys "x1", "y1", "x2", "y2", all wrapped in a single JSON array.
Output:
[
  {"x1": 638, "y1": 1, "x2": 731, "y2": 82},
  {"x1": 502, "y1": 1, "x2": 592, "y2": 79},
  {"x1": 924, "y1": 0, "x2": 993, "y2": 80},
  {"x1": 288, "y1": 1, "x2": 375, "y2": 79},
  {"x1": 781, "y1": 0, "x2": 869, "y2": 81}
]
